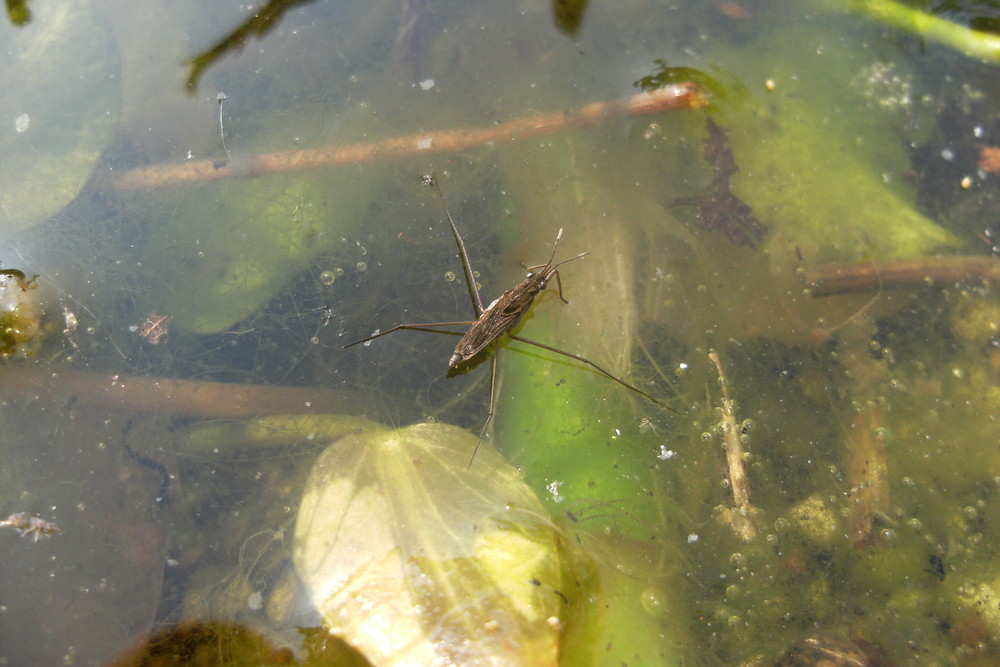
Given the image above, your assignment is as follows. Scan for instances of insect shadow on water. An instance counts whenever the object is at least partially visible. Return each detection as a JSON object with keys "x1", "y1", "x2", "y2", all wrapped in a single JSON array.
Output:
[{"x1": 343, "y1": 174, "x2": 679, "y2": 465}]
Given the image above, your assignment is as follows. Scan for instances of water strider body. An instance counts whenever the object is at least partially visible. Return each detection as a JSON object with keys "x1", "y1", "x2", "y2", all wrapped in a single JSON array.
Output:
[
  {"x1": 344, "y1": 175, "x2": 677, "y2": 464},
  {"x1": 447, "y1": 226, "x2": 583, "y2": 368}
]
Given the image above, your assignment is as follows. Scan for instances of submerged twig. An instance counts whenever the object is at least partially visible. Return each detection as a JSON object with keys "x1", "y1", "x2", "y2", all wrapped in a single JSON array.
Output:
[
  {"x1": 185, "y1": 0, "x2": 317, "y2": 91},
  {"x1": 708, "y1": 350, "x2": 758, "y2": 541},
  {"x1": 807, "y1": 256, "x2": 1000, "y2": 297},
  {"x1": 810, "y1": 253, "x2": 884, "y2": 343},
  {"x1": 0, "y1": 368, "x2": 362, "y2": 419},
  {"x1": 827, "y1": 308, "x2": 890, "y2": 548},
  {"x1": 845, "y1": 408, "x2": 890, "y2": 548},
  {"x1": 109, "y1": 84, "x2": 707, "y2": 191}
]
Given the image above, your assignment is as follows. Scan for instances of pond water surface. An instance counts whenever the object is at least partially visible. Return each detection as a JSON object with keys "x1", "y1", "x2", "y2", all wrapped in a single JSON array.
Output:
[{"x1": 1, "y1": 0, "x2": 999, "y2": 664}]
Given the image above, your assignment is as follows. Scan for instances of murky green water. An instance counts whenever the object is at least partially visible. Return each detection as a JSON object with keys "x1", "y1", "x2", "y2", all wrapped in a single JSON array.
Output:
[{"x1": 1, "y1": 0, "x2": 999, "y2": 663}]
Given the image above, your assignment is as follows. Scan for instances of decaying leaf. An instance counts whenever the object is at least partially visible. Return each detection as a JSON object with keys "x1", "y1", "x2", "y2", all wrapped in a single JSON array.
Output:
[
  {"x1": 294, "y1": 423, "x2": 562, "y2": 666},
  {"x1": 673, "y1": 117, "x2": 767, "y2": 249}
]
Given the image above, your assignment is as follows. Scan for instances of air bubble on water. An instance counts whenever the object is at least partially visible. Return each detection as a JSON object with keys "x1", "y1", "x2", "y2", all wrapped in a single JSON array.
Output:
[
  {"x1": 546, "y1": 480, "x2": 564, "y2": 503},
  {"x1": 319, "y1": 270, "x2": 336, "y2": 286},
  {"x1": 356, "y1": 261, "x2": 368, "y2": 272},
  {"x1": 444, "y1": 271, "x2": 456, "y2": 282}
]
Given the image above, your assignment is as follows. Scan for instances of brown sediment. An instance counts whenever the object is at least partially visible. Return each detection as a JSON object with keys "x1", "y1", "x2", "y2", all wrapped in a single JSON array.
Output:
[
  {"x1": 807, "y1": 256, "x2": 1000, "y2": 297},
  {"x1": 108, "y1": 84, "x2": 708, "y2": 191},
  {"x1": 0, "y1": 367, "x2": 362, "y2": 419}
]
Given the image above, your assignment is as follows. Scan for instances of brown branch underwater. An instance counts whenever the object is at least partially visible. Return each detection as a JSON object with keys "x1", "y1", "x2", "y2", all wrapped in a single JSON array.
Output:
[
  {"x1": 0, "y1": 367, "x2": 362, "y2": 419},
  {"x1": 108, "y1": 84, "x2": 708, "y2": 191},
  {"x1": 807, "y1": 256, "x2": 1000, "y2": 297}
]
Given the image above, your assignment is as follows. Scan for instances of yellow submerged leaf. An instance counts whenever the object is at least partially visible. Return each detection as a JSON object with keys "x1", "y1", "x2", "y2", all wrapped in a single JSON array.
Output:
[{"x1": 294, "y1": 423, "x2": 561, "y2": 667}]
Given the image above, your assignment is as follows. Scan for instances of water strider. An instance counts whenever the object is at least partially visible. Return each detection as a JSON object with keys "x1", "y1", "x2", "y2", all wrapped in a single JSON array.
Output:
[{"x1": 343, "y1": 174, "x2": 678, "y2": 464}]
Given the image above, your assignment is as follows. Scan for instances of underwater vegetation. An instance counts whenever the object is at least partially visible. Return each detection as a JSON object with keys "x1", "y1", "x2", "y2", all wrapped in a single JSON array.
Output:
[{"x1": 5, "y1": 0, "x2": 1000, "y2": 664}]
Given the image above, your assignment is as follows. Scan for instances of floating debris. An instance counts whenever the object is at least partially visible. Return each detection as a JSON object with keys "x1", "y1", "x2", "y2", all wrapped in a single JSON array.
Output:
[
  {"x1": 138, "y1": 312, "x2": 172, "y2": 345},
  {"x1": 0, "y1": 512, "x2": 62, "y2": 541}
]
